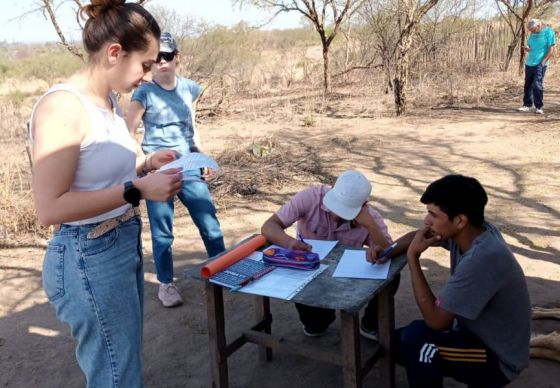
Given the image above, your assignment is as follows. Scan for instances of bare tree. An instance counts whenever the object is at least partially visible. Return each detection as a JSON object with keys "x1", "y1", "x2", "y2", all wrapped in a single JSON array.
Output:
[
  {"x1": 147, "y1": 4, "x2": 196, "y2": 43},
  {"x1": 358, "y1": 0, "x2": 400, "y2": 94},
  {"x1": 391, "y1": 0, "x2": 440, "y2": 115},
  {"x1": 495, "y1": 0, "x2": 555, "y2": 74},
  {"x1": 236, "y1": 0, "x2": 366, "y2": 93},
  {"x1": 363, "y1": 0, "x2": 439, "y2": 115},
  {"x1": 32, "y1": 0, "x2": 150, "y2": 61},
  {"x1": 39, "y1": 0, "x2": 84, "y2": 60}
]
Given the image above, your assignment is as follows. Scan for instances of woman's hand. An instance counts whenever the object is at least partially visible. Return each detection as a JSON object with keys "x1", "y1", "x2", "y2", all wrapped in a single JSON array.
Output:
[
  {"x1": 135, "y1": 168, "x2": 183, "y2": 201},
  {"x1": 149, "y1": 150, "x2": 177, "y2": 170}
]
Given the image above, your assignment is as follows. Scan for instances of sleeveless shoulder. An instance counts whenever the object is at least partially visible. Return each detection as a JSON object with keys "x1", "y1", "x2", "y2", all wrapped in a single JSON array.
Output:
[{"x1": 29, "y1": 84, "x2": 90, "y2": 143}]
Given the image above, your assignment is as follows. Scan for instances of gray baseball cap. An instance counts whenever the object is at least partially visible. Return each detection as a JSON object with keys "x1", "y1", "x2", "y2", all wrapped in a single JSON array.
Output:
[{"x1": 160, "y1": 32, "x2": 177, "y2": 53}]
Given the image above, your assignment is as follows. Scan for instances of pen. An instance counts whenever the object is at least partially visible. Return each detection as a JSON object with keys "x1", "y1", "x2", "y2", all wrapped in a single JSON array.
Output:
[
  {"x1": 378, "y1": 242, "x2": 398, "y2": 259},
  {"x1": 297, "y1": 234, "x2": 313, "y2": 250},
  {"x1": 230, "y1": 277, "x2": 253, "y2": 293}
]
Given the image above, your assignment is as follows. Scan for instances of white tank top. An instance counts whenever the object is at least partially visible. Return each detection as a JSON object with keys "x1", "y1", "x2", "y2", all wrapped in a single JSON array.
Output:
[{"x1": 29, "y1": 84, "x2": 137, "y2": 225}]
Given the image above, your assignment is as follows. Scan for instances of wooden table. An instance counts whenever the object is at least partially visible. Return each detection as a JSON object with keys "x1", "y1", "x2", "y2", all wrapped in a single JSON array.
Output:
[{"x1": 188, "y1": 242, "x2": 407, "y2": 388}]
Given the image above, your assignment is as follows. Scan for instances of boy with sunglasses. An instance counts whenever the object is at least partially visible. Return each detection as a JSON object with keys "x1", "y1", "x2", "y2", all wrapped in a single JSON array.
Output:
[{"x1": 127, "y1": 32, "x2": 225, "y2": 308}]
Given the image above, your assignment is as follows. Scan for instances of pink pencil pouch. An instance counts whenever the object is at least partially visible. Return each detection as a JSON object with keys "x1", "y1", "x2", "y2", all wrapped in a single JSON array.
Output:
[{"x1": 262, "y1": 247, "x2": 320, "y2": 270}]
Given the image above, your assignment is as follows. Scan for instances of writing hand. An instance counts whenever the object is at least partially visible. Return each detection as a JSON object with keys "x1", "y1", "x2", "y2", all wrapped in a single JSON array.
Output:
[
  {"x1": 366, "y1": 245, "x2": 386, "y2": 264},
  {"x1": 288, "y1": 238, "x2": 312, "y2": 252}
]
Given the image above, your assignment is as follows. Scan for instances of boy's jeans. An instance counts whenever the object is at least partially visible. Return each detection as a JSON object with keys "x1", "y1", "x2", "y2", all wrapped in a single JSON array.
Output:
[
  {"x1": 43, "y1": 217, "x2": 144, "y2": 388},
  {"x1": 146, "y1": 169, "x2": 225, "y2": 284}
]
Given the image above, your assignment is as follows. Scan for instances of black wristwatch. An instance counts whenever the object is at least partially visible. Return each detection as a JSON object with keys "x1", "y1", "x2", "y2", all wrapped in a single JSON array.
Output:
[{"x1": 123, "y1": 181, "x2": 141, "y2": 207}]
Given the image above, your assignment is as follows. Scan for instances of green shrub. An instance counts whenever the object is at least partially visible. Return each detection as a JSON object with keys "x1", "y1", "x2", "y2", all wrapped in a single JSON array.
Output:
[{"x1": 0, "y1": 50, "x2": 82, "y2": 83}]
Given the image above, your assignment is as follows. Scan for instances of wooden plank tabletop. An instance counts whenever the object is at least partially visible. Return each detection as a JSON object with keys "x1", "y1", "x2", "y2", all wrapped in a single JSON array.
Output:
[{"x1": 186, "y1": 237, "x2": 407, "y2": 314}]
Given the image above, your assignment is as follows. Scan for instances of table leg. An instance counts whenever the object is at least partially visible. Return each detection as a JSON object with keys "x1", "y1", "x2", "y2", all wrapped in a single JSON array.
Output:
[
  {"x1": 340, "y1": 311, "x2": 362, "y2": 388},
  {"x1": 206, "y1": 283, "x2": 229, "y2": 388},
  {"x1": 378, "y1": 280, "x2": 396, "y2": 388},
  {"x1": 254, "y1": 296, "x2": 273, "y2": 361}
]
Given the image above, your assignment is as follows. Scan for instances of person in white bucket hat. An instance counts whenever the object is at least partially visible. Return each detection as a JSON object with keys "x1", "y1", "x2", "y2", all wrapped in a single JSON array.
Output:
[
  {"x1": 261, "y1": 170, "x2": 397, "y2": 339},
  {"x1": 323, "y1": 170, "x2": 373, "y2": 220}
]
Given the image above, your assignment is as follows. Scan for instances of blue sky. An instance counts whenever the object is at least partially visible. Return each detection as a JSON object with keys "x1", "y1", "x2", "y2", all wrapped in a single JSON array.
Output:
[{"x1": 2, "y1": 0, "x2": 303, "y2": 43}]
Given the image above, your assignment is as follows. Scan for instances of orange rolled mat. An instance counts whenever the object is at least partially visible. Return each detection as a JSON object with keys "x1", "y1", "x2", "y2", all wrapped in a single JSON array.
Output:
[{"x1": 201, "y1": 234, "x2": 267, "y2": 279}]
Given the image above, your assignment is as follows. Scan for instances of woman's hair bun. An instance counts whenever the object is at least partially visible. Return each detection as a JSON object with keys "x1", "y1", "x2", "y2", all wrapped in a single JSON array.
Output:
[{"x1": 81, "y1": 0, "x2": 126, "y2": 20}]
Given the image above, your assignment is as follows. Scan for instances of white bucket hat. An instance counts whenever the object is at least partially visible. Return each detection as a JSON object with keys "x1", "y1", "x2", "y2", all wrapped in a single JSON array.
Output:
[{"x1": 322, "y1": 170, "x2": 372, "y2": 220}]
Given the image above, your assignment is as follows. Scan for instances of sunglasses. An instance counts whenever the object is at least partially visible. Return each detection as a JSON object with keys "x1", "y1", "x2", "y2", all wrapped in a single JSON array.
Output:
[{"x1": 156, "y1": 51, "x2": 176, "y2": 63}]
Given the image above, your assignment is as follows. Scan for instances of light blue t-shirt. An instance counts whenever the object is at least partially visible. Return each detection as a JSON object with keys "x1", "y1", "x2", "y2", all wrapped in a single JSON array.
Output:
[
  {"x1": 525, "y1": 26, "x2": 556, "y2": 66},
  {"x1": 131, "y1": 76, "x2": 201, "y2": 155}
]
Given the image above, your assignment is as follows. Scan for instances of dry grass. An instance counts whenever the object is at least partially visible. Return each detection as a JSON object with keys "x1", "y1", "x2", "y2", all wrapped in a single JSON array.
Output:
[
  {"x1": 210, "y1": 136, "x2": 335, "y2": 202},
  {"x1": 0, "y1": 146, "x2": 49, "y2": 248},
  {"x1": 0, "y1": 98, "x2": 49, "y2": 247}
]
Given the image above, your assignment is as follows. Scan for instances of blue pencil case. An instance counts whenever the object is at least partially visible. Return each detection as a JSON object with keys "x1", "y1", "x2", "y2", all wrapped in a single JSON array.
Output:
[{"x1": 262, "y1": 247, "x2": 320, "y2": 270}]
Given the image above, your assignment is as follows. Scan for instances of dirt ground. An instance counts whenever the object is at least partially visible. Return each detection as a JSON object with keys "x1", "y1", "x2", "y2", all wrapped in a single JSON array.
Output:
[{"x1": 1, "y1": 74, "x2": 560, "y2": 388}]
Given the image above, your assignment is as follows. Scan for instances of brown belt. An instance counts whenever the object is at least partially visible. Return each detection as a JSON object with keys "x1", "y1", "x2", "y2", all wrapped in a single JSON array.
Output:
[{"x1": 52, "y1": 207, "x2": 141, "y2": 239}]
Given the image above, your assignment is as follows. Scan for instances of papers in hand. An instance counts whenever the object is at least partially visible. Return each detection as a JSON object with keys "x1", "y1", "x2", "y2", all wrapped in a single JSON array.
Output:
[
  {"x1": 159, "y1": 152, "x2": 220, "y2": 174},
  {"x1": 332, "y1": 249, "x2": 391, "y2": 280}
]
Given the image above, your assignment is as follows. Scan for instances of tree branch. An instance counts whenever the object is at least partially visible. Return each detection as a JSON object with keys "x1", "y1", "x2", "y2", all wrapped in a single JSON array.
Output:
[{"x1": 41, "y1": 0, "x2": 84, "y2": 60}]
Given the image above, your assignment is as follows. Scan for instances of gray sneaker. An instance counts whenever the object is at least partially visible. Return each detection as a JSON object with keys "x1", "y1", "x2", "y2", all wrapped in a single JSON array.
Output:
[
  {"x1": 535, "y1": 108, "x2": 544, "y2": 114},
  {"x1": 359, "y1": 323, "x2": 379, "y2": 341},
  {"x1": 303, "y1": 326, "x2": 328, "y2": 337},
  {"x1": 158, "y1": 283, "x2": 184, "y2": 307},
  {"x1": 516, "y1": 106, "x2": 532, "y2": 112}
]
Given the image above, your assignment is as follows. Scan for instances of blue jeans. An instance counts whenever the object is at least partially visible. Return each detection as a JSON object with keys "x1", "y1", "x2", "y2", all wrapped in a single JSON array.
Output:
[
  {"x1": 523, "y1": 64, "x2": 547, "y2": 109},
  {"x1": 43, "y1": 217, "x2": 144, "y2": 388},
  {"x1": 146, "y1": 169, "x2": 225, "y2": 284}
]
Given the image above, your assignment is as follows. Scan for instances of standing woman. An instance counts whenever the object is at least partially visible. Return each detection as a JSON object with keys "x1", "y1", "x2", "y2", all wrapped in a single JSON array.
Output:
[
  {"x1": 29, "y1": 1, "x2": 183, "y2": 387},
  {"x1": 127, "y1": 32, "x2": 225, "y2": 308}
]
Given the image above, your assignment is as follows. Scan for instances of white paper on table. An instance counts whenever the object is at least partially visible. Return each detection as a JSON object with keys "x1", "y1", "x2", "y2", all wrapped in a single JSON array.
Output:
[
  {"x1": 301, "y1": 239, "x2": 338, "y2": 261},
  {"x1": 159, "y1": 152, "x2": 220, "y2": 173},
  {"x1": 332, "y1": 249, "x2": 391, "y2": 279},
  {"x1": 241, "y1": 249, "x2": 328, "y2": 300}
]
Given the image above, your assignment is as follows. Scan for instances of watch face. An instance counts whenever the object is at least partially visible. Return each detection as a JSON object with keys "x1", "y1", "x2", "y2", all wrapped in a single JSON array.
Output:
[{"x1": 124, "y1": 182, "x2": 141, "y2": 206}]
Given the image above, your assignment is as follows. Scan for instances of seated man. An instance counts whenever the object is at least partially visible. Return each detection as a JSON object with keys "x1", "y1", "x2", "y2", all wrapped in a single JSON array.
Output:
[
  {"x1": 261, "y1": 170, "x2": 394, "y2": 338},
  {"x1": 368, "y1": 175, "x2": 530, "y2": 387}
]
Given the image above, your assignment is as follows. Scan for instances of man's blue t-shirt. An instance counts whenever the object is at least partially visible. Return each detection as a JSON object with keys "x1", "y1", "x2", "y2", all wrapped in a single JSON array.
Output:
[
  {"x1": 131, "y1": 76, "x2": 201, "y2": 156},
  {"x1": 526, "y1": 26, "x2": 556, "y2": 66}
]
